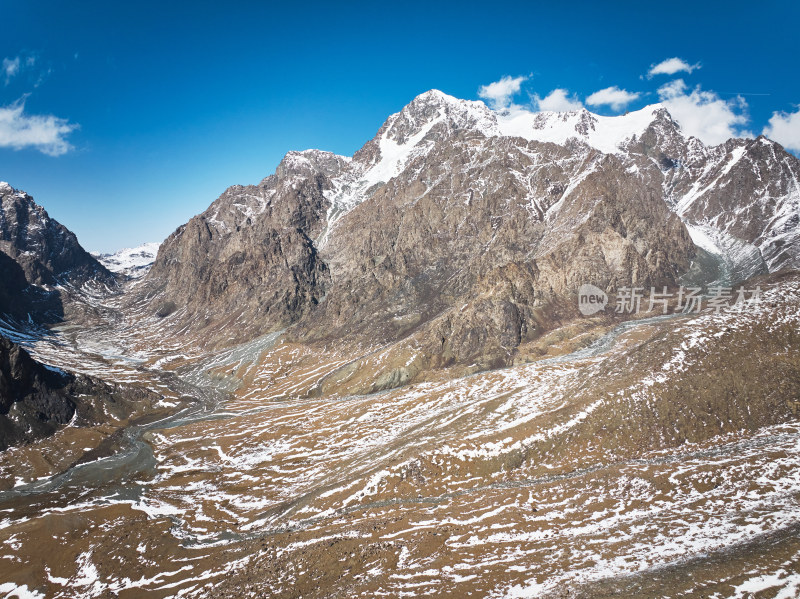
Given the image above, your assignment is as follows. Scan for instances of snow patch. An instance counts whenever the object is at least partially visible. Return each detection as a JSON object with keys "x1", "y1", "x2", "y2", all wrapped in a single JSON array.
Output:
[{"x1": 93, "y1": 242, "x2": 160, "y2": 278}]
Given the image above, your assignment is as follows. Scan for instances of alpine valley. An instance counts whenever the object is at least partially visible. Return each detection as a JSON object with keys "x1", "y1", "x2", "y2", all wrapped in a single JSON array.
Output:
[{"x1": 1, "y1": 90, "x2": 800, "y2": 598}]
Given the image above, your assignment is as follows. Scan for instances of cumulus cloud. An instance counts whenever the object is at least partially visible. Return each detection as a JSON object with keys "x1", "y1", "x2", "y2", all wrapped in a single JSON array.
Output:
[
  {"x1": 0, "y1": 97, "x2": 78, "y2": 156},
  {"x1": 586, "y1": 86, "x2": 641, "y2": 111},
  {"x1": 647, "y1": 57, "x2": 701, "y2": 78},
  {"x1": 478, "y1": 75, "x2": 528, "y2": 110},
  {"x1": 763, "y1": 107, "x2": 800, "y2": 152},
  {"x1": 657, "y1": 79, "x2": 749, "y2": 145},
  {"x1": 534, "y1": 88, "x2": 583, "y2": 112}
]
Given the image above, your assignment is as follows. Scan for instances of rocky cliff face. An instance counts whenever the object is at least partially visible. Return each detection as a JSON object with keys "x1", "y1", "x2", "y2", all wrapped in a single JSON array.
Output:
[
  {"x1": 622, "y1": 120, "x2": 800, "y2": 275},
  {"x1": 0, "y1": 250, "x2": 63, "y2": 321},
  {"x1": 143, "y1": 151, "x2": 345, "y2": 344},
  {"x1": 0, "y1": 182, "x2": 113, "y2": 288},
  {"x1": 138, "y1": 90, "x2": 800, "y2": 380},
  {"x1": 0, "y1": 182, "x2": 116, "y2": 327},
  {"x1": 306, "y1": 131, "x2": 691, "y2": 371},
  {"x1": 0, "y1": 335, "x2": 159, "y2": 450}
]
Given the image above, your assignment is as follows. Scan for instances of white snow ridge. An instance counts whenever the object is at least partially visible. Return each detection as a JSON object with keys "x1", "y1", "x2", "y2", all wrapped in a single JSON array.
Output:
[{"x1": 92, "y1": 242, "x2": 160, "y2": 278}]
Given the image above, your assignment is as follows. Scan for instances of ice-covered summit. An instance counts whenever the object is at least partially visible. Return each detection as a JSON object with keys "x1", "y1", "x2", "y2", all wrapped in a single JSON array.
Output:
[
  {"x1": 496, "y1": 103, "x2": 672, "y2": 153},
  {"x1": 92, "y1": 242, "x2": 161, "y2": 278},
  {"x1": 369, "y1": 90, "x2": 678, "y2": 157},
  {"x1": 317, "y1": 91, "x2": 680, "y2": 241}
]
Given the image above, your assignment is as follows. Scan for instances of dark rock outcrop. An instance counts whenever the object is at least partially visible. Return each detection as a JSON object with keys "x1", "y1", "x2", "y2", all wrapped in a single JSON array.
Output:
[
  {"x1": 0, "y1": 335, "x2": 159, "y2": 450},
  {"x1": 0, "y1": 182, "x2": 115, "y2": 326}
]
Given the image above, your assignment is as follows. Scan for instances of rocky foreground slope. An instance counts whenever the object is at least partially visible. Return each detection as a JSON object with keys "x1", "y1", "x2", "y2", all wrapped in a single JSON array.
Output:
[{"x1": 1, "y1": 271, "x2": 798, "y2": 599}]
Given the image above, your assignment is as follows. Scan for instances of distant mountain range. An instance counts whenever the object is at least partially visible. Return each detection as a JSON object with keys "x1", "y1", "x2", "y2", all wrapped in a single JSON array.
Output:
[{"x1": 92, "y1": 242, "x2": 160, "y2": 278}]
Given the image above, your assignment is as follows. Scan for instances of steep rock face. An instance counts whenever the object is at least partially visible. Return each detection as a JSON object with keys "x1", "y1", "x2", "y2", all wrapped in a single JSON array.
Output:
[
  {"x1": 143, "y1": 151, "x2": 345, "y2": 344},
  {"x1": 305, "y1": 131, "x2": 691, "y2": 370},
  {"x1": 0, "y1": 182, "x2": 113, "y2": 288},
  {"x1": 623, "y1": 120, "x2": 800, "y2": 275},
  {"x1": 0, "y1": 251, "x2": 63, "y2": 321},
  {"x1": 0, "y1": 335, "x2": 159, "y2": 450},
  {"x1": 140, "y1": 90, "x2": 799, "y2": 383}
]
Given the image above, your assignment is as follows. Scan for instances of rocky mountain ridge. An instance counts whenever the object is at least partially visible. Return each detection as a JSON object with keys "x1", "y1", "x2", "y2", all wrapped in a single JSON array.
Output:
[
  {"x1": 0, "y1": 182, "x2": 113, "y2": 288},
  {"x1": 135, "y1": 90, "x2": 799, "y2": 385},
  {"x1": 0, "y1": 182, "x2": 116, "y2": 324}
]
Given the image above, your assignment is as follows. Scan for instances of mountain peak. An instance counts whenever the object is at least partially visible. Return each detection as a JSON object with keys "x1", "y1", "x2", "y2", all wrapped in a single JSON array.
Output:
[
  {"x1": 410, "y1": 88, "x2": 454, "y2": 103},
  {"x1": 274, "y1": 149, "x2": 351, "y2": 180},
  {"x1": 0, "y1": 183, "x2": 112, "y2": 287},
  {"x1": 381, "y1": 89, "x2": 496, "y2": 145}
]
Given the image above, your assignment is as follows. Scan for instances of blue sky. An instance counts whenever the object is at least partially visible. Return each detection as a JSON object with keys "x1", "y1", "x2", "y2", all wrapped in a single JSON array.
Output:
[{"x1": 2, "y1": 0, "x2": 799, "y2": 252}]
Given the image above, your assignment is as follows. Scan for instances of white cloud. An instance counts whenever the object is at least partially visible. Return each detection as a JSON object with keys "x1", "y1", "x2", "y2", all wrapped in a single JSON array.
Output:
[
  {"x1": 478, "y1": 75, "x2": 527, "y2": 110},
  {"x1": 648, "y1": 57, "x2": 701, "y2": 78},
  {"x1": 763, "y1": 107, "x2": 800, "y2": 152},
  {"x1": 657, "y1": 79, "x2": 749, "y2": 145},
  {"x1": 586, "y1": 86, "x2": 641, "y2": 111},
  {"x1": 2, "y1": 57, "x2": 20, "y2": 84},
  {"x1": 3, "y1": 55, "x2": 39, "y2": 85},
  {"x1": 533, "y1": 88, "x2": 584, "y2": 112},
  {"x1": 0, "y1": 98, "x2": 78, "y2": 156}
]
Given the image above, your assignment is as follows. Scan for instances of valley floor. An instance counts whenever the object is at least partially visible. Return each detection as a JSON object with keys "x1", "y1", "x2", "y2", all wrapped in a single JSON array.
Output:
[{"x1": 1, "y1": 275, "x2": 799, "y2": 598}]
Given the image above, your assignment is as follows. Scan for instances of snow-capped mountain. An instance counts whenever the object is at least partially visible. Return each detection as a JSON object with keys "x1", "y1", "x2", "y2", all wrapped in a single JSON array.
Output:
[
  {"x1": 319, "y1": 93, "x2": 685, "y2": 236},
  {"x1": 141, "y1": 90, "x2": 799, "y2": 375},
  {"x1": 92, "y1": 242, "x2": 161, "y2": 278}
]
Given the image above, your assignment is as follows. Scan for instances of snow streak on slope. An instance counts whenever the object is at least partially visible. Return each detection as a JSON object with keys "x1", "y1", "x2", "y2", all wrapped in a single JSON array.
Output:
[
  {"x1": 674, "y1": 145, "x2": 748, "y2": 217},
  {"x1": 319, "y1": 93, "x2": 667, "y2": 246}
]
